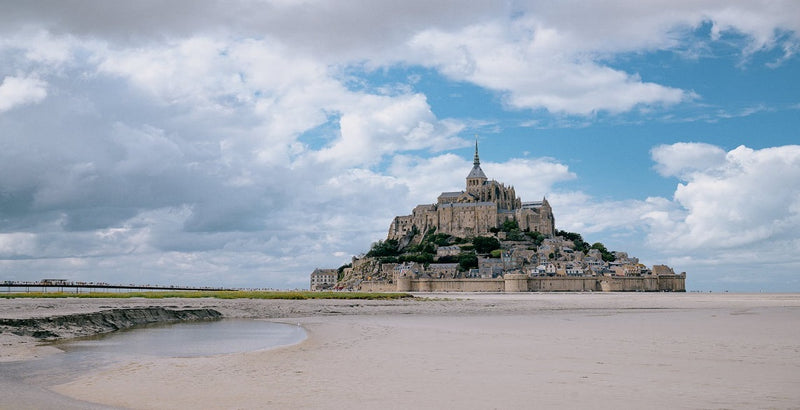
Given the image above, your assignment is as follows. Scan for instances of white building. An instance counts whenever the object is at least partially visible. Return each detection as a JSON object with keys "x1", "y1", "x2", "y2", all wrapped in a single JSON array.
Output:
[{"x1": 310, "y1": 268, "x2": 337, "y2": 290}]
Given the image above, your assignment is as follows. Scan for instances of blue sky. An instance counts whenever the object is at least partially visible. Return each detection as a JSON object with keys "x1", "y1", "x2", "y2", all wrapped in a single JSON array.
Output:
[{"x1": 0, "y1": 1, "x2": 798, "y2": 291}]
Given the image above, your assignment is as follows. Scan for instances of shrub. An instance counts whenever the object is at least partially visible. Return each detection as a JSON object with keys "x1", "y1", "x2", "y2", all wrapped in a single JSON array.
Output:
[
  {"x1": 472, "y1": 236, "x2": 501, "y2": 254},
  {"x1": 457, "y1": 252, "x2": 478, "y2": 271}
]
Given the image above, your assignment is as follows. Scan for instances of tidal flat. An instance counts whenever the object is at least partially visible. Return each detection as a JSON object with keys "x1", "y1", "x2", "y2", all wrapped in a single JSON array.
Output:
[{"x1": 2, "y1": 293, "x2": 799, "y2": 409}]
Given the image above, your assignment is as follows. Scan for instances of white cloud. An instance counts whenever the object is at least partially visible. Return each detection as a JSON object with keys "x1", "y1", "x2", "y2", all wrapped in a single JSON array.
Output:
[
  {"x1": 538, "y1": 144, "x2": 800, "y2": 287},
  {"x1": 0, "y1": 75, "x2": 47, "y2": 112},
  {"x1": 650, "y1": 142, "x2": 727, "y2": 177},
  {"x1": 405, "y1": 22, "x2": 691, "y2": 114},
  {"x1": 656, "y1": 145, "x2": 800, "y2": 249},
  {"x1": 313, "y1": 93, "x2": 464, "y2": 167},
  {"x1": 0, "y1": 2, "x2": 798, "y2": 290},
  {"x1": 486, "y1": 158, "x2": 576, "y2": 199},
  {"x1": 575, "y1": 144, "x2": 800, "y2": 252}
]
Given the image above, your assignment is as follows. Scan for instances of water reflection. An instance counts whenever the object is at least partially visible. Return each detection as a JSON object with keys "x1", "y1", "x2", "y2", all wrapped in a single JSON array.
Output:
[
  {"x1": 3, "y1": 319, "x2": 306, "y2": 387},
  {"x1": 57, "y1": 319, "x2": 306, "y2": 358}
]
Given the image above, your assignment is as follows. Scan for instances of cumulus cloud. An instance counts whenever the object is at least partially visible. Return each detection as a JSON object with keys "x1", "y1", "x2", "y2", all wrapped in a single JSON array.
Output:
[
  {"x1": 0, "y1": 75, "x2": 47, "y2": 112},
  {"x1": 651, "y1": 142, "x2": 727, "y2": 177},
  {"x1": 3, "y1": 1, "x2": 797, "y2": 116},
  {"x1": 312, "y1": 93, "x2": 465, "y2": 167},
  {"x1": 534, "y1": 143, "x2": 800, "y2": 289},
  {"x1": 405, "y1": 23, "x2": 691, "y2": 114},
  {"x1": 653, "y1": 145, "x2": 800, "y2": 250},
  {"x1": 566, "y1": 143, "x2": 800, "y2": 251},
  {"x1": 0, "y1": 1, "x2": 798, "y2": 288}
]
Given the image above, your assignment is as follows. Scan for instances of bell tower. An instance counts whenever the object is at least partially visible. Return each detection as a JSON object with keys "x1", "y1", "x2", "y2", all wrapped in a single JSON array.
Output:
[{"x1": 466, "y1": 138, "x2": 487, "y2": 192}]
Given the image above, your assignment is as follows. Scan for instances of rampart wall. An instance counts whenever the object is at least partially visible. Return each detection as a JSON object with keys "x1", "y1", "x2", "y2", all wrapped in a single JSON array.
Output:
[
  {"x1": 366, "y1": 274, "x2": 686, "y2": 293},
  {"x1": 359, "y1": 281, "x2": 397, "y2": 292}
]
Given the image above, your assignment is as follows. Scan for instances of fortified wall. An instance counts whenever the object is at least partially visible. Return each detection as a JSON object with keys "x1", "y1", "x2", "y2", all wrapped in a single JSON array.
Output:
[
  {"x1": 359, "y1": 273, "x2": 686, "y2": 293},
  {"x1": 317, "y1": 139, "x2": 687, "y2": 293}
]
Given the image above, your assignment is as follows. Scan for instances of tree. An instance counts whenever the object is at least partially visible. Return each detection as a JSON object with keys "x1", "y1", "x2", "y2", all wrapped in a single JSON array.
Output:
[
  {"x1": 457, "y1": 252, "x2": 478, "y2": 271},
  {"x1": 432, "y1": 234, "x2": 452, "y2": 246},
  {"x1": 501, "y1": 219, "x2": 519, "y2": 232},
  {"x1": 366, "y1": 239, "x2": 400, "y2": 257},
  {"x1": 399, "y1": 252, "x2": 434, "y2": 264},
  {"x1": 591, "y1": 242, "x2": 616, "y2": 262},
  {"x1": 336, "y1": 263, "x2": 352, "y2": 281},
  {"x1": 525, "y1": 231, "x2": 545, "y2": 247},
  {"x1": 557, "y1": 230, "x2": 589, "y2": 253},
  {"x1": 472, "y1": 236, "x2": 501, "y2": 254}
]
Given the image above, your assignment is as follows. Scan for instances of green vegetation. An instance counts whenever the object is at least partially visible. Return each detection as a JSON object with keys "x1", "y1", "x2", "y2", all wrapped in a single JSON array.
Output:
[
  {"x1": 472, "y1": 236, "x2": 501, "y2": 254},
  {"x1": 457, "y1": 252, "x2": 478, "y2": 271},
  {"x1": 525, "y1": 231, "x2": 546, "y2": 247},
  {"x1": 591, "y1": 242, "x2": 616, "y2": 262},
  {"x1": 0, "y1": 291, "x2": 414, "y2": 300},
  {"x1": 336, "y1": 263, "x2": 352, "y2": 281},
  {"x1": 398, "y1": 252, "x2": 434, "y2": 264},
  {"x1": 556, "y1": 230, "x2": 589, "y2": 253},
  {"x1": 366, "y1": 239, "x2": 401, "y2": 257},
  {"x1": 377, "y1": 227, "x2": 456, "y2": 264},
  {"x1": 489, "y1": 249, "x2": 503, "y2": 258},
  {"x1": 501, "y1": 219, "x2": 519, "y2": 232}
]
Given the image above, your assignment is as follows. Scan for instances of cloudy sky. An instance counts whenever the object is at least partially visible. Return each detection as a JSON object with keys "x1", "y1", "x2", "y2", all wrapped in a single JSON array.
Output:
[{"x1": 1, "y1": 1, "x2": 798, "y2": 291}]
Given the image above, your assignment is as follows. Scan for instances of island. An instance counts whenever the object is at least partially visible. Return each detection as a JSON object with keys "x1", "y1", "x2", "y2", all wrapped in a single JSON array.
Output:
[{"x1": 312, "y1": 141, "x2": 685, "y2": 292}]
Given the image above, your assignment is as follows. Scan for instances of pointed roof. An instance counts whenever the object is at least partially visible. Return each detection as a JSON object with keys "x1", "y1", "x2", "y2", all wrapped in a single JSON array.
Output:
[{"x1": 467, "y1": 137, "x2": 487, "y2": 180}]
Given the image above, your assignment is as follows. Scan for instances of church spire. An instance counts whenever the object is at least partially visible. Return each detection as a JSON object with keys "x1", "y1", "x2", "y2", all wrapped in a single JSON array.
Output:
[
  {"x1": 473, "y1": 136, "x2": 480, "y2": 167},
  {"x1": 466, "y1": 135, "x2": 487, "y2": 190}
]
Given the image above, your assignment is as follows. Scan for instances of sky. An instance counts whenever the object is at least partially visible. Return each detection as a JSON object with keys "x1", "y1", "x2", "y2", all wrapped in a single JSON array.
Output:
[{"x1": 0, "y1": 1, "x2": 798, "y2": 292}]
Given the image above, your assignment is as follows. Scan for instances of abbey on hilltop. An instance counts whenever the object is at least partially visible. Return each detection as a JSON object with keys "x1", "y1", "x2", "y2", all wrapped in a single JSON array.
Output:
[
  {"x1": 311, "y1": 139, "x2": 685, "y2": 293},
  {"x1": 388, "y1": 141, "x2": 555, "y2": 242}
]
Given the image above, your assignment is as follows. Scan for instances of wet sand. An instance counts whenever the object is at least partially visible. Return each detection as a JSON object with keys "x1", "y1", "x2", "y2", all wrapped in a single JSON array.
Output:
[{"x1": 2, "y1": 293, "x2": 800, "y2": 409}]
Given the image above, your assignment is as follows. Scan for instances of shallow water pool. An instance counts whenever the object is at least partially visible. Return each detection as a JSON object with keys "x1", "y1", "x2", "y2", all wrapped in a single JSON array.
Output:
[
  {"x1": 58, "y1": 318, "x2": 306, "y2": 358},
  {"x1": 3, "y1": 319, "x2": 306, "y2": 388}
]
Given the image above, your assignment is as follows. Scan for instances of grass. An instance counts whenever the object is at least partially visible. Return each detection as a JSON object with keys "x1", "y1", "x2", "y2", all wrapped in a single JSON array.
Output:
[{"x1": 0, "y1": 291, "x2": 414, "y2": 300}]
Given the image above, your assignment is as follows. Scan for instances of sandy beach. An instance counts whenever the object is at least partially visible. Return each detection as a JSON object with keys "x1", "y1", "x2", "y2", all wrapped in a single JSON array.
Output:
[{"x1": 2, "y1": 293, "x2": 800, "y2": 409}]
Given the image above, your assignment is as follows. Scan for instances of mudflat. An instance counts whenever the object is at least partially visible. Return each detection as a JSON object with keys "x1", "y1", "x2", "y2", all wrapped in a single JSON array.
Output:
[{"x1": 2, "y1": 293, "x2": 799, "y2": 409}]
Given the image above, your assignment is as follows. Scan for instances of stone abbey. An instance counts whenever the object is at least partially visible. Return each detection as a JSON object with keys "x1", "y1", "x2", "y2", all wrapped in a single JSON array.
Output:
[
  {"x1": 388, "y1": 141, "x2": 555, "y2": 242},
  {"x1": 311, "y1": 140, "x2": 685, "y2": 293}
]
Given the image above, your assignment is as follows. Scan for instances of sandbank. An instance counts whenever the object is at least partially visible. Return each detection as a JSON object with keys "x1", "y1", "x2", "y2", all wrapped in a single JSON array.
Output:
[{"x1": 2, "y1": 293, "x2": 799, "y2": 409}]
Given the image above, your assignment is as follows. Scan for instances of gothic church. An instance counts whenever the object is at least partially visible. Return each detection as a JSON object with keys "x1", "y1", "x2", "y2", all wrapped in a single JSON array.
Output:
[{"x1": 388, "y1": 141, "x2": 555, "y2": 241}]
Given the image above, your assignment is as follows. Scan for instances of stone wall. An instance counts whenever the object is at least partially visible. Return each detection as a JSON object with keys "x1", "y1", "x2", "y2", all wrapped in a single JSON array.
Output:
[
  {"x1": 361, "y1": 274, "x2": 686, "y2": 293},
  {"x1": 528, "y1": 277, "x2": 601, "y2": 292},
  {"x1": 359, "y1": 281, "x2": 397, "y2": 292},
  {"x1": 411, "y1": 278, "x2": 504, "y2": 292}
]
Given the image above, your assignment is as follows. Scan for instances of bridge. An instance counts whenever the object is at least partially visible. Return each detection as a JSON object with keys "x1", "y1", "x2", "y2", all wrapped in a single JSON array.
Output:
[{"x1": 1, "y1": 280, "x2": 240, "y2": 293}]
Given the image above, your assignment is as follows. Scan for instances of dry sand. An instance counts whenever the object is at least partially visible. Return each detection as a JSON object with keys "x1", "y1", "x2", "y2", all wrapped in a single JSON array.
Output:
[{"x1": 2, "y1": 293, "x2": 799, "y2": 409}]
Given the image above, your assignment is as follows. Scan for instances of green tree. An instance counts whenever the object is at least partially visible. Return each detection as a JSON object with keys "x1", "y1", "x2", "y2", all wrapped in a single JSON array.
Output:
[
  {"x1": 501, "y1": 219, "x2": 519, "y2": 232},
  {"x1": 506, "y1": 230, "x2": 525, "y2": 241},
  {"x1": 557, "y1": 230, "x2": 589, "y2": 253},
  {"x1": 399, "y1": 252, "x2": 434, "y2": 264},
  {"x1": 432, "y1": 233, "x2": 452, "y2": 246},
  {"x1": 591, "y1": 242, "x2": 616, "y2": 262},
  {"x1": 472, "y1": 236, "x2": 501, "y2": 254},
  {"x1": 366, "y1": 239, "x2": 400, "y2": 257},
  {"x1": 525, "y1": 231, "x2": 545, "y2": 247},
  {"x1": 457, "y1": 252, "x2": 478, "y2": 271},
  {"x1": 336, "y1": 263, "x2": 352, "y2": 281}
]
